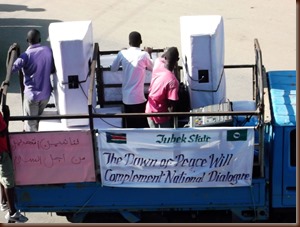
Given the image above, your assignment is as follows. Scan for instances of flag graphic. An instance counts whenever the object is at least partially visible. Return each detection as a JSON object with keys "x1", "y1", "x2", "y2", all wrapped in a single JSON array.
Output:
[
  {"x1": 227, "y1": 129, "x2": 247, "y2": 141},
  {"x1": 106, "y1": 132, "x2": 127, "y2": 144}
]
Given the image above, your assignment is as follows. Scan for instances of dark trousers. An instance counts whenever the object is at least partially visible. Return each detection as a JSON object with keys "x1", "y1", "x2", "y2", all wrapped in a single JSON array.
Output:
[{"x1": 123, "y1": 102, "x2": 148, "y2": 128}]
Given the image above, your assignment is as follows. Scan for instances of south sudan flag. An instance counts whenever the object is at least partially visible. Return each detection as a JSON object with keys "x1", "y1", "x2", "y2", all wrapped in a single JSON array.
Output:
[
  {"x1": 106, "y1": 132, "x2": 127, "y2": 144},
  {"x1": 227, "y1": 129, "x2": 248, "y2": 141}
]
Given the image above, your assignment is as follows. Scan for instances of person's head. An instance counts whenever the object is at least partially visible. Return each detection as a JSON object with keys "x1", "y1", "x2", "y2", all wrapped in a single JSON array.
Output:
[
  {"x1": 163, "y1": 47, "x2": 179, "y2": 71},
  {"x1": 27, "y1": 29, "x2": 41, "y2": 45},
  {"x1": 129, "y1": 31, "x2": 142, "y2": 47}
]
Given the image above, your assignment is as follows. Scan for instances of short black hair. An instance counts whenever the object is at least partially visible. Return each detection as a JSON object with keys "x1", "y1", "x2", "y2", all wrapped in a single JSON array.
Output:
[
  {"x1": 129, "y1": 31, "x2": 142, "y2": 47},
  {"x1": 27, "y1": 29, "x2": 41, "y2": 44},
  {"x1": 163, "y1": 47, "x2": 179, "y2": 64}
]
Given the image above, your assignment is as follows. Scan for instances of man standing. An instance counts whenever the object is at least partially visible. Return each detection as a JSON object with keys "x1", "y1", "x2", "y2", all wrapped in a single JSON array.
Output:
[
  {"x1": 11, "y1": 29, "x2": 55, "y2": 131},
  {"x1": 111, "y1": 31, "x2": 153, "y2": 128},
  {"x1": 145, "y1": 47, "x2": 180, "y2": 128},
  {"x1": 0, "y1": 109, "x2": 28, "y2": 223}
]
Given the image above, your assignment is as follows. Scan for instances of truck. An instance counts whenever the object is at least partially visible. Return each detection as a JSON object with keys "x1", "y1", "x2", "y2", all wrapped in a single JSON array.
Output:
[{"x1": 0, "y1": 35, "x2": 296, "y2": 223}]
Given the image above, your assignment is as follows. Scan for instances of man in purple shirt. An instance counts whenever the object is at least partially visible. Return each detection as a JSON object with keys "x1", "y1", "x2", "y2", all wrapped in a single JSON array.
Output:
[{"x1": 11, "y1": 29, "x2": 55, "y2": 131}]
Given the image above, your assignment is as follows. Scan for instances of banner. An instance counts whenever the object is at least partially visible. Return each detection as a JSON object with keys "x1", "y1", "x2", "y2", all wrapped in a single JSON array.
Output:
[
  {"x1": 97, "y1": 127, "x2": 254, "y2": 188},
  {"x1": 9, "y1": 131, "x2": 96, "y2": 185}
]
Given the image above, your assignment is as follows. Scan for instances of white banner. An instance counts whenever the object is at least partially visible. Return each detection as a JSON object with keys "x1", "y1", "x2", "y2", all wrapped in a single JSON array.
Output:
[{"x1": 97, "y1": 127, "x2": 254, "y2": 188}]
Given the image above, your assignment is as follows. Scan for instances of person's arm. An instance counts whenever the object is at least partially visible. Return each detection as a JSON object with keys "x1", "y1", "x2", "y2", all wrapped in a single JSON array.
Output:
[
  {"x1": 166, "y1": 79, "x2": 180, "y2": 112},
  {"x1": 144, "y1": 47, "x2": 153, "y2": 58},
  {"x1": 11, "y1": 51, "x2": 29, "y2": 74},
  {"x1": 11, "y1": 57, "x2": 25, "y2": 73},
  {"x1": 144, "y1": 52, "x2": 154, "y2": 71},
  {"x1": 110, "y1": 52, "x2": 122, "y2": 72}
]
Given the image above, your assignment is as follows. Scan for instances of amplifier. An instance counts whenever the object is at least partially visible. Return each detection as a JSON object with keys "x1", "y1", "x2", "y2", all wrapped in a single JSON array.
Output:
[{"x1": 189, "y1": 102, "x2": 233, "y2": 127}]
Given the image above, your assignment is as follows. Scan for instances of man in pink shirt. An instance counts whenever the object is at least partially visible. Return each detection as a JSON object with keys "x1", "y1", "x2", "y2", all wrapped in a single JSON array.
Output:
[{"x1": 145, "y1": 47, "x2": 180, "y2": 128}]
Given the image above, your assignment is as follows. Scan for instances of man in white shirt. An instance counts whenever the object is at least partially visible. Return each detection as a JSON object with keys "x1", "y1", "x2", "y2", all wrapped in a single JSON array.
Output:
[{"x1": 111, "y1": 31, "x2": 153, "y2": 128}]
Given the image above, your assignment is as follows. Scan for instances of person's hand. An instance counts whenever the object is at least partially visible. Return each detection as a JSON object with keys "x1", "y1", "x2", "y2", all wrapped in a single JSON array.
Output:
[
  {"x1": 144, "y1": 47, "x2": 153, "y2": 55},
  {"x1": 8, "y1": 43, "x2": 19, "y2": 53}
]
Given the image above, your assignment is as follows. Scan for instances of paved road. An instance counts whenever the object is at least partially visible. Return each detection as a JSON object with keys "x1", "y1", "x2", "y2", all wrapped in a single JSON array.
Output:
[{"x1": 0, "y1": 0, "x2": 296, "y2": 224}]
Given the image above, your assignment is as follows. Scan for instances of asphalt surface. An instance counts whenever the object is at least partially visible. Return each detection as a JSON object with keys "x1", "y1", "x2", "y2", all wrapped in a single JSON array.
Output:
[{"x1": 0, "y1": 0, "x2": 296, "y2": 224}]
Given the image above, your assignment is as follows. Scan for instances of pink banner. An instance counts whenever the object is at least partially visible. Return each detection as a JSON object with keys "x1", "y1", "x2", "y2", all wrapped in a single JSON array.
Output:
[{"x1": 9, "y1": 131, "x2": 96, "y2": 185}]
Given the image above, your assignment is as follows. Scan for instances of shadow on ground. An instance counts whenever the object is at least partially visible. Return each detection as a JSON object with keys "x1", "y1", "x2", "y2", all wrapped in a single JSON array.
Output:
[{"x1": 0, "y1": 5, "x2": 61, "y2": 93}]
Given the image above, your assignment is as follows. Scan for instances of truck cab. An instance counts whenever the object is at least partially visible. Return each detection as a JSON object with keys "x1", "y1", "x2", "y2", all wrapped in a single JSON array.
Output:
[{"x1": 266, "y1": 70, "x2": 296, "y2": 221}]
